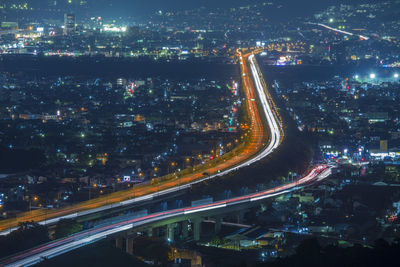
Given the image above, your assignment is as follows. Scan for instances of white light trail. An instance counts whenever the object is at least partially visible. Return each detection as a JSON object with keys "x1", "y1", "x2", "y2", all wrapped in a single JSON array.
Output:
[
  {"x1": 184, "y1": 204, "x2": 227, "y2": 215},
  {"x1": 1, "y1": 54, "x2": 333, "y2": 267},
  {"x1": 3, "y1": 165, "x2": 333, "y2": 267},
  {"x1": 316, "y1": 23, "x2": 369, "y2": 40},
  {"x1": 0, "y1": 54, "x2": 283, "y2": 236}
]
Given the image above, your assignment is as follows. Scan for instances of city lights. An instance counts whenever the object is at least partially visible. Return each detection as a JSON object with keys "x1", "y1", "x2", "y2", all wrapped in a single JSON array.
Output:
[
  {"x1": 103, "y1": 25, "x2": 127, "y2": 32},
  {"x1": 1, "y1": 1, "x2": 400, "y2": 265}
]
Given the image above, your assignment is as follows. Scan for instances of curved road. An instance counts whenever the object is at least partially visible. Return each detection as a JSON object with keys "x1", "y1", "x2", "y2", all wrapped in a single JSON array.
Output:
[
  {"x1": 0, "y1": 52, "x2": 283, "y2": 234},
  {"x1": 310, "y1": 22, "x2": 369, "y2": 40},
  {"x1": 1, "y1": 165, "x2": 333, "y2": 267}
]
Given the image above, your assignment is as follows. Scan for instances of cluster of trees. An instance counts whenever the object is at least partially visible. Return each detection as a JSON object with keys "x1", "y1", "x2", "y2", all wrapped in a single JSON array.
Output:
[
  {"x1": 132, "y1": 236, "x2": 170, "y2": 264},
  {"x1": 0, "y1": 221, "x2": 50, "y2": 259},
  {"x1": 53, "y1": 219, "x2": 83, "y2": 239},
  {"x1": 1, "y1": 55, "x2": 238, "y2": 80},
  {"x1": 0, "y1": 147, "x2": 46, "y2": 173},
  {"x1": 0, "y1": 219, "x2": 83, "y2": 259}
]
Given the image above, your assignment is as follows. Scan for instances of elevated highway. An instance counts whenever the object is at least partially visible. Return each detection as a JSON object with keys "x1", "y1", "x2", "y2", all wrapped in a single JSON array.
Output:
[
  {"x1": 1, "y1": 165, "x2": 333, "y2": 267},
  {"x1": 0, "y1": 53, "x2": 335, "y2": 266},
  {"x1": 0, "y1": 51, "x2": 283, "y2": 234}
]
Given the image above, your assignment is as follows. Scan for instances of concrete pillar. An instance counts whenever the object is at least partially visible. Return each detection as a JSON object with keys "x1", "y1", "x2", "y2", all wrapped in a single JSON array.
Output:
[
  {"x1": 193, "y1": 218, "x2": 202, "y2": 241},
  {"x1": 167, "y1": 224, "x2": 175, "y2": 242},
  {"x1": 115, "y1": 237, "x2": 123, "y2": 249},
  {"x1": 236, "y1": 210, "x2": 245, "y2": 224},
  {"x1": 182, "y1": 220, "x2": 189, "y2": 239},
  {"x1": 215, "y1": 216, "x2": 222, "y2": 233},
  {"x1": 126, "y1": 237, "x2": 134, "y2": 255},
  {"x1": 147, "y1": 228, "x2": 153, "y2": 237},
  {"x1": 152, "y1": 227, "x2": 159, "y2": 238}
]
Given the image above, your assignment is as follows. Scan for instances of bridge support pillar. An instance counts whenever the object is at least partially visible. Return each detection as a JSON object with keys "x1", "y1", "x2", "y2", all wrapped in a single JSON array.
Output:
[
  {"x1": 126, "y1": 237, "x2": 134, "y2": 255},
  {"x1": 182, "y1": 220, "x2": 189, "y2": 239},
  {"x1": 167, "y1": 224, "x2": 175, "y2": 242},
  {"x1": 152, "y1": 227, "x2": 160, "y2": 238},
  {"x1": 215, "y1": 216, "x2": 222, "y2": 233},
  {"x1": 115, "y1": 237, "x2": 123, "y2": 249},
  {"x1": 193, "y1": 218, "x2": 202, "y2": 241},
  {"x1": 147, "y1": 228, "x2": 153, "y2": 237},
  {"x1": 236, "y1": 210, "x2": 245, "y2": 224}
]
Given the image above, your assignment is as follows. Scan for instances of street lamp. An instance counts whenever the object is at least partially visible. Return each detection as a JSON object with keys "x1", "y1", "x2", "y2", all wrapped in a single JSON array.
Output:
[
  {"x1": 89, "y1": 184, "x2": 97, "y2": 200},
  {"x1": 394, "y1": 73, "x2": 399, "y2": 79},
  {"x1": 369, "y1": 73, "x2": 376, "y2": 79},
  {"x1": 30, "y1": 196, "x2": 39, "y2": 214}
]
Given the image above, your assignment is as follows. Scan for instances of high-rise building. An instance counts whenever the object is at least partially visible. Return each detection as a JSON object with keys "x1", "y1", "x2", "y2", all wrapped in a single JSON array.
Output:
[
  {"x1": 330, "y1": 42, "x2": 347, "y2": 65},
  {"x1": 117, "y1": 78, "x2": 127, "y2": 87},
  {"x1": 63, "y1": 13, "x2": 76, "y2": 35},
  {"x1": 380, "y1": 140, "x2": 388, "y2": 152}
]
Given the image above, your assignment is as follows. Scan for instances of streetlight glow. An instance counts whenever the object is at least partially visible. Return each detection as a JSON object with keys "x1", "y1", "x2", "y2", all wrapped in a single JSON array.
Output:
[{"x1": 369, "y1": 73, "x2": 376, "y2": 79}]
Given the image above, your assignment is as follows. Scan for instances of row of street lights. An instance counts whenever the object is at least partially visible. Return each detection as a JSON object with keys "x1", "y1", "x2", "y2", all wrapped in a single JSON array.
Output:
[{"x1": 355, "y1": 73, "x2": 399, "y2": 80}]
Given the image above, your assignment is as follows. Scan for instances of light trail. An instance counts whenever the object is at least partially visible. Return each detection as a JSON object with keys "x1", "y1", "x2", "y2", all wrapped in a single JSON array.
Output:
[
  {"x1": 0, "y1": 51, "x2": 283, "y2": 235},
  {"x1": 315, "y1": 23, "x2": 369, "y2": 40},
  {"x1": 1, "y1": 165, "x2": 333, "y2": 267},
  {"x1": 0, "y1": 54, "x2": 333, "y2": 266}
]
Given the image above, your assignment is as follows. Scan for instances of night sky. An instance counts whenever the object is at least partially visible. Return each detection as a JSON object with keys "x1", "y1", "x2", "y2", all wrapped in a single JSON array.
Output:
[
  {"x1": 109, "y1": 0, "x2": 367, "y2": 11},
  {"x1": 93, "y1": 0, "x2": 371, "y2": 17}
]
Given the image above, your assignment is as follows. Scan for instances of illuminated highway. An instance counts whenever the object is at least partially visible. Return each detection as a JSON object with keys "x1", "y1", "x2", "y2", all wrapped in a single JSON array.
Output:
[
  {"x1": 0, "y1": 51, "x2": 283, "y2": 234},
  {"x1": 0, "y1": 54, "x2": 333, "y2": 267},
  {"x1": 313, "y1": 23, "x2": 370, "y2": 40},
  {"x1": 0, "y1": 165, "x2": 333, "y2": 267}
]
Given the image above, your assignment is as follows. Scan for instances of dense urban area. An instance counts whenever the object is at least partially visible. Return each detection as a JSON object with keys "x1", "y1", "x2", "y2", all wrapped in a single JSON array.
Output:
[{"x1": 0, "y1": 0, "x2": 400, "y2": 266}]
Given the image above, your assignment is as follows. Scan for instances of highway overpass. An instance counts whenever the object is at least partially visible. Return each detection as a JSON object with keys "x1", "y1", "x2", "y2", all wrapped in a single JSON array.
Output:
[
  {"x1": 1, "y1": 165, "x2": 333, "y2": 267},
  {"x1": 0, "y1": 53, "x2": 333, "y2": 266},
  {"x1": 0, "y1": 50, "x2": 283, "y2": 235}
]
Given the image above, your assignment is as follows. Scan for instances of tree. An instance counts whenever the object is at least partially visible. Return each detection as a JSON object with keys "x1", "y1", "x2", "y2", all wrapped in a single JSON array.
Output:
[
  {"x1": 295, "y1": 238, "x2": 321, "y2": 258},
  {"x1": 132, "y1": 236, "x2": 169, "y2": 264},
  {"x1": 0, "y1": 221, "x2": 50, "y2": 258},
  {"x1": 54, "y1": 219, "x2": 83, "y2": 239}
]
